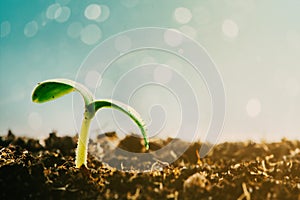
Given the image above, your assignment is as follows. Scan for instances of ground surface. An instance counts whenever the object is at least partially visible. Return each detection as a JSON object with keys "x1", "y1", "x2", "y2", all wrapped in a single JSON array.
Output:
[{"x1": 0, "y1": 131, "x2": 299, "y2": 200}]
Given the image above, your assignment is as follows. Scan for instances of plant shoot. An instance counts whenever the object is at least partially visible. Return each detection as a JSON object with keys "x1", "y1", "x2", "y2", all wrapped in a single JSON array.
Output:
[{"x1": 31, "y1": 78, "x2": 149, "y2": 168}]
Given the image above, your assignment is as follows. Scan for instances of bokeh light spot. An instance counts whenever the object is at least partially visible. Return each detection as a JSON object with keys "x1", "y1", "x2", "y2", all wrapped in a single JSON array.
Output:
[
  {"x1": 178, "y1": 48, "x2": 184, "y2": 54},
  {"x1": 85, "y1": 4, "x2": 101, "y2": 20},
  {"x1": 95, "y1": 5, "x2": 110, "y2": 22},
  {"x1": 55, "y1": 6, "x2": 71, "y2": 23},
  {"x1": 24, "y1": 21, "x2": 38, "y2": 37},
  {"x1": 222, "y1": 19, "x2": 239, "y2": 38},
  {"x1": 67, "y1": 22, "x2": 83, "y2": 38},
  {"x1": 46, "y1": 3, "x2": 61, "y2": 20},
  {"x1": 180, "y1": 25, "x2": 197, "y2": 39},
  {"x1": 85, "y1": 70, "x2": 101, "y2": 89},
  {"x1": 0, "y1": 21, "x2": 11, "y2": 38},
  {"x1": 80, "y1": 24, "x2": 102, "y2": 45},
  {"x1": 164, "y1": 29, "x2": 183, "y2": 47},
  {"x1": 174, "y1": 7, "x2": 192, "y2": 24}
]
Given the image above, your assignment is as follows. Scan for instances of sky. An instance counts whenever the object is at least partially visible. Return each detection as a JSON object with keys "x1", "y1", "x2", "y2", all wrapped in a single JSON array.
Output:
[{"x1": 0, "y1": 0, "x2": 299, "y2": 143}]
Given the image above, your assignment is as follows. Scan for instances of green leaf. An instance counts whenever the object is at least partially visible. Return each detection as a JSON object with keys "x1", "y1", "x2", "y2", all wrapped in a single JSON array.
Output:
[
  {"x1": 89, "y1": 99, "x2": 149, "y2": 150},
  {"x1": 32, "y1": 79, "x2": 94, "y2": 105}
]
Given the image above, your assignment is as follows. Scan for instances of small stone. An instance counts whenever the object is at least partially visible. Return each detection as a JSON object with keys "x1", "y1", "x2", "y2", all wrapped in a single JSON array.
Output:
[{"x1": 183, "y1": 172, "x2": 211, "y2": 199}]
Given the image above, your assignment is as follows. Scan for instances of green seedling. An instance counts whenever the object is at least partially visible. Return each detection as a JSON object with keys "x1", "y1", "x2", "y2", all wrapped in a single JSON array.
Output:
[{"x1": 32, "y1": 78, "x2": 149, "y2": 168}]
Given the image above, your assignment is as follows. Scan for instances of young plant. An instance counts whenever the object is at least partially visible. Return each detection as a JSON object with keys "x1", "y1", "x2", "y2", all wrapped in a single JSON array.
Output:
[{"x1": 32, "y1": 78, "x2": 149, "y2": 168}]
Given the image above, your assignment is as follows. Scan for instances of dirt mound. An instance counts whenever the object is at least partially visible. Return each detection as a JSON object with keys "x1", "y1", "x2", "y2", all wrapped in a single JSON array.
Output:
[{"x1": 0, "y1": 131, "x2": 299, "y2": 199}]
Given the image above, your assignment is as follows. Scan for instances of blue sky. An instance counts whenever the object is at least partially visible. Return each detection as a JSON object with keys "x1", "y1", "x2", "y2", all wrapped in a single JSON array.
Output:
[{"x1": 1, "y1": 0, "x2": 299, "y2": 142}]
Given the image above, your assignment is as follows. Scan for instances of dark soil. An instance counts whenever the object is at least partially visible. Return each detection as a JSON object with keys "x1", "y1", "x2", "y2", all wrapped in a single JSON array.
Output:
[{"x1": 0, "y1": 130, "x2": 299, "y2": 200}]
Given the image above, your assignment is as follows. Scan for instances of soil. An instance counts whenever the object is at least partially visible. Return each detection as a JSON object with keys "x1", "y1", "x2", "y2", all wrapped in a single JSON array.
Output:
[{"x1": 0, "y1": 130, "x2": 299, "y2": 200}]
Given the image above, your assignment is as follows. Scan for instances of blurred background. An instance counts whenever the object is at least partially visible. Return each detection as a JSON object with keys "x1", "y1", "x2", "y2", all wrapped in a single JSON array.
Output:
[{"x1": 1, "y1": 0, "x2": 299, "y2": 143}]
